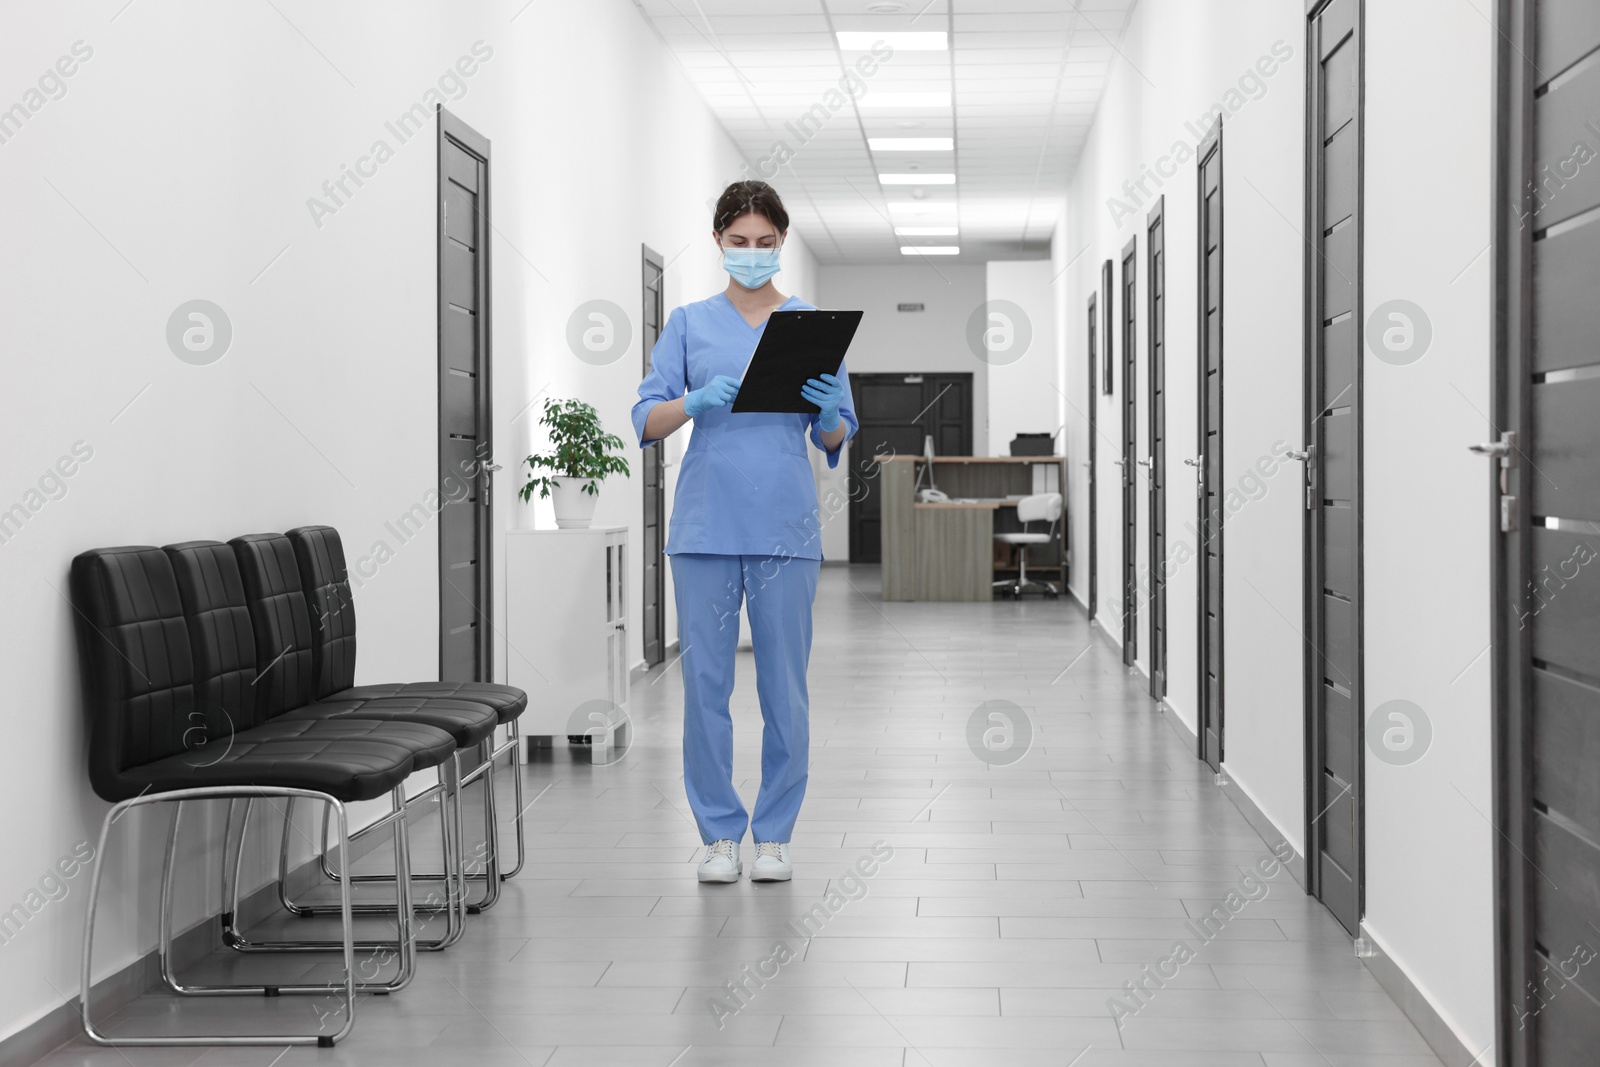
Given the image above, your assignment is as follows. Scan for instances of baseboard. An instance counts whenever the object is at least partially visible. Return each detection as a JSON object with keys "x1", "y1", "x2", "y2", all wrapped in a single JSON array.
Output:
[
  {"x1": 4, "y1": 817, "x2": 395, "y2": 1066},
  {"x1": 1359, "y1": 922, "x2": 1482, "y2": 1067},
  {"x1": 1216, "y1": 767, "x2": 1308, "y2": 892},
  {"x1": 1150, "y1": 701, "x2": 1309, "y2": 892},
  {"x1": 1156, "y1": 698, "x2": 1198, "y2": 749},
  {"x1": 629, "y1": 641, "x2": 680, "y2": 686}
]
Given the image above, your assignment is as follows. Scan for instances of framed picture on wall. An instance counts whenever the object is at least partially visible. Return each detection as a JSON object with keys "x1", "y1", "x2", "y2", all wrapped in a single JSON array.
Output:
[{"x1": 1101, "y1": 258, "x2": 1114, "y2": 393}]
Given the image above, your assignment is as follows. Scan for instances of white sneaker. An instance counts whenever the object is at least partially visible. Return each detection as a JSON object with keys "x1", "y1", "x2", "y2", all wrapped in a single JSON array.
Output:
[
  {"x1": 698, "y1": 839, "x2": 741, "y2": 883},
  {"x1": 750, "y1": 841, "x2": 792, "y2": 882}
]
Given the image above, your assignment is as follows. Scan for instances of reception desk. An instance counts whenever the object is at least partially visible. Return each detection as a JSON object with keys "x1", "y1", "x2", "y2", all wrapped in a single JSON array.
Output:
[{"x1": 875, "y1": 455, "x2": 1068, "y2": 601}]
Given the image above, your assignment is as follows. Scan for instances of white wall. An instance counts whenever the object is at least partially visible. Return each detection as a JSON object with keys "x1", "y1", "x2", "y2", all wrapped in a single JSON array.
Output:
[
  {"x1": 1360, "y1": 0, "x2": 1496, "y2": 1054},
  {"x1": 985, "y1": 260, "x2": 1063, "y2": 458},
  {"x1": 1053, "y1": 0, "x2": 1306, "y2": 829},
  {"x1": 0, "y1": 0, "x2": 796, "y2": 1042},
  {"x1": 1051, "y1": 0, "x2": 1496, "y2": 1058}
]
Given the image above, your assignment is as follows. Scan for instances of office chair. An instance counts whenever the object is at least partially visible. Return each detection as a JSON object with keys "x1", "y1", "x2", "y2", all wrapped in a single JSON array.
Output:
[{"x1": 994, "y1": 492, "x2": 1062, "y2": 598}]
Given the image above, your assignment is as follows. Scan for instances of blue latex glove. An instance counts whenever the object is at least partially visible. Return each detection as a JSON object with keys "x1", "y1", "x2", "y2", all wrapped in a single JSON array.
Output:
[
  {"x1": 801, "y1": 372, "x2": 845, "y2": 432},
  {"x1": 684, "y1": 375, "x2": 741, "y2": 418}
]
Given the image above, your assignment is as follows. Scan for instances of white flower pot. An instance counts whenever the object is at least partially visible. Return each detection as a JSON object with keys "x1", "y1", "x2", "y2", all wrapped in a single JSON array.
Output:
[{"x1": 551, "y1": 479, "x2": 598, "y2": 529}]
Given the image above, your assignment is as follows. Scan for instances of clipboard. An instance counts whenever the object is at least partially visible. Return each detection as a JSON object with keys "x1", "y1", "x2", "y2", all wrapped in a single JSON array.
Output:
[{"x1": 730, "y1": 309, "x2": 863, "y2": 414}]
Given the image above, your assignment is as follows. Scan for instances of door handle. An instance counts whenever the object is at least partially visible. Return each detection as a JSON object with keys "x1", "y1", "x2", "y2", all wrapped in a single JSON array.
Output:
[
  {"x1": 478, "y1": 461, "x2": 502, "y2": 506},
  {"x1": 1469, "y1": 431, "x2": 1517, "y2": 468},
  {"x1": 1136, "y1": 457, "x2": 1151, "y2": 468},
  {"x1": 1111, "y1": 458, "x2": 1127, "y2": 467},
  {"x1": 1182, "y1": 457, "x2": 1200, "y2": 468},
  {"x1": 1286, "y1": 447, "x2": 1317, "y2": 509}
]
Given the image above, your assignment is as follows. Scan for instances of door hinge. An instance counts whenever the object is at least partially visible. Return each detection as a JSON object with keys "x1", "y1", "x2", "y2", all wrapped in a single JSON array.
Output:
[{"x1": 1500, "y1": 494, "x2": 1517, "y2": 533}]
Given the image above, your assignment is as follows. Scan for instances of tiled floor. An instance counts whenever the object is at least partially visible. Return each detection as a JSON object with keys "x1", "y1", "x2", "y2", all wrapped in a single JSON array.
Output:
[{"x1": 37, "y1": 564, "x2": 1444, "y2": 1066}]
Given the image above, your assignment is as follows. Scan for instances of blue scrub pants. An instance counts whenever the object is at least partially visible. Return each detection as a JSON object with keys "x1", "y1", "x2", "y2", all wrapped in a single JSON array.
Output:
[{"x1": 670, "y1": 552, "x2": 820, "y2": 845}]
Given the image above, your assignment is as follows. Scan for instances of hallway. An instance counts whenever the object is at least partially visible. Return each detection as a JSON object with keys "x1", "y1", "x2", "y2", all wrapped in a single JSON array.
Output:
[
  {"x1": 7, "y1": 0, "x2": 1591, "y2": 1061},
  {"x1": 48, "y1": 566, "x2": 1439, "y2": 1065}
]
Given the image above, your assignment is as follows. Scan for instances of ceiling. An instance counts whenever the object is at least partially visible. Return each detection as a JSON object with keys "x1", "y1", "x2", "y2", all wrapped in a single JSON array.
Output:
[{"x1": 633, "y1": 0, "x2": 1138, "y2": 264}]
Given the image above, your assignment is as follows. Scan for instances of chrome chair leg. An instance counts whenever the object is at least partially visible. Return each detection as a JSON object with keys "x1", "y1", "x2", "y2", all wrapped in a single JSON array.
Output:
[
  {"x1": 264, "y1": 760, "x2": 468, "y2": 950},
  {"x1": 500, "y1": 719, "x2": 526, "y2": 880},
  {"x1": 304, "y1": 735, "x2": 514, "y2": 914},
  {"x1": 472, "y1": 740, "x2": 503, "y2": 911},
  {"x1": 82, "y1": 786, "x2": 359, "y2": 1048},
  {"x1": 217, "y1": 792, "x2": 421, "y2": 987}
]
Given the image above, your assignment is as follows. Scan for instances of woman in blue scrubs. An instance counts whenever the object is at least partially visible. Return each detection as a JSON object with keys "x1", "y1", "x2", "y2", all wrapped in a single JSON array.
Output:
[{"x1": 632, "y1": 181, "x2": 857, "y2": 884}]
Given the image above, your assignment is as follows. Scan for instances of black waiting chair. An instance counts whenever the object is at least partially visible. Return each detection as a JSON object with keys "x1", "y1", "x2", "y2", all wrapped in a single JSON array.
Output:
[
  {"x1": 284, "y1": 525, "x2": 530, "y2": 910},
  {"x1": 171, "y1": 537, "x2": 500, "y2": 953},
  {"x1": 70, "y1": 545, "x2": 457, "y2": 1048}
]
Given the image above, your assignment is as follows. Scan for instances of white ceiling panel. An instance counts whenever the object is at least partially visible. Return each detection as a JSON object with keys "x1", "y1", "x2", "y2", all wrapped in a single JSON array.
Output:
[{"x1": 633, "y1": 0, "x2": 1132, "y2": 263}]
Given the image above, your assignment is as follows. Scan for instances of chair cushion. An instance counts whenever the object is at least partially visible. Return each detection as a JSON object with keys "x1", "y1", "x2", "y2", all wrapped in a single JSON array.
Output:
[
  {"x1": 120, "y1": 731, "x2": 423, "y2": 803},
  {"x1": 278, "y1": 695, "x2": 499, "y2": 749},
  {"x1": 243, "y1": 717, "x2": 458, "y2": 770},
  {"x1": 164, "y1": 540, "x2": 264, "y2": 731},
  {"x1": 336, "y1": 682, "x2": 527, "y2": 725},
  {"x1": 229, "y1": 533, "x2": 318, "y2": 722},
  {"x1": 284, "y1": 525, "x2": 358, "y2": 699},
  {"x1": 70, "y1": 546, "x2": 202, "y2": 798},
  {"x1": 994, "y1": 532, "x2": 1053, "y2": 545},
  {"x1": 283, "y1": 526, "x2": 529, "y2": 725}
]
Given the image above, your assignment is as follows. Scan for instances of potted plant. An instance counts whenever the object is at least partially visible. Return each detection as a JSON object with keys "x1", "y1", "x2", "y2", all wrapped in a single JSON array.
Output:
[{"x1": 519, "y1": 397, "x2": 631, "y2": 528}]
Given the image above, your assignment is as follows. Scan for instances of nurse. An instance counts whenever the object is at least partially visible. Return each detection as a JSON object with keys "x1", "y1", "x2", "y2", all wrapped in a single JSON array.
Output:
[{"x1": 632, "y1": 180, "x2": 857, "y2": 884}]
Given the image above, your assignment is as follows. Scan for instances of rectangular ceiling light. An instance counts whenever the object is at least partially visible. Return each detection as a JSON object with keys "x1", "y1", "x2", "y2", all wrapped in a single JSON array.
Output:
[
  {"x1": 895, "y1": 226, "x2": 959, "y2": 236},
  {"x1": 880, "y1": 173, "x2": 955, "y2": 185},
  {"x1": 888, "y1": 201, "x2": 956, "y2": 213},
  {"x1": 836, "y1": 31, "x2": 948, "y2": 51},
  {"x1": 869, "y1": 137, "x2": 954, "y2": 151},
  {"x1": 860, "y1": 92, "x2": 951, "y2": 108},
  {"x1": 901, "y1": 246, "x2": 960, "y2": 255}
]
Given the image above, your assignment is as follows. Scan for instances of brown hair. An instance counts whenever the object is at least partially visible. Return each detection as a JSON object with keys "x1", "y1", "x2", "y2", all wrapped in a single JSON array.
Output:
[{"x1": 713, "y1": 180, "x2": 789, "y2": 235}]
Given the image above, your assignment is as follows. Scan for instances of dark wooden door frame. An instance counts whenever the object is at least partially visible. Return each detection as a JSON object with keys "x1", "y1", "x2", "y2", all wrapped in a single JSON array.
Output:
[
  {"x1": 1301, "y1": 0, "x2": 1365, "y2": 937},
  {"x1": 437, "y1": 107, "x2": 492, "y2": 682},
  {"x1": 1121, "y1": 237, "x2": 1139, "y2": 666},
  {"x1": 1196, "y1": 119, "x2": 1224, "y2": 771},
  {"x1": 1491, "y1": 1, "x2": 1532, "y2": 1055},
  {"x1": 1147, "y1": 197, "x2": 1167, "y2": 700},
  {"x1": 640, "y1": 245, "x2": 666, "y2": 667},
  {"x1": 1101, "y1": 260, "x2": 1115, "y2": 395},
  {"x1": 1086, "y1": 293, "x2": 1098, "y2": 619}
]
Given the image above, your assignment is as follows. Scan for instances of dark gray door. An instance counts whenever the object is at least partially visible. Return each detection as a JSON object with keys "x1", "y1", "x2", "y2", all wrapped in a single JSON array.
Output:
[
  {"x1": 848, "y1": 373, "x2": 972, "y2": 563},
  {"x1": 1303, "y1": 0, "x2": 1362, "y2": 936},
  {"x1": 641, "y1": 246, "x2": 665, "y2": 667},
  {"x1": 1086, "y1": 294, "x2": 1098, "y2": 619},
  {"x1": 1147, "y1": 198, "x2": 1168, "y2": 700},
  {"x1": 437, "y1": 109, "x2": 492, "y2": 683},
  {"x1": 1493, "y1": 0, "x2": 1600, "y2": 1059},
  {"x1": 1196, "y1": 121, "x2": 1224, "y2": 772},
  {"x1": 1121, "y1": 238, "x2": 1138, "y2": 666}
]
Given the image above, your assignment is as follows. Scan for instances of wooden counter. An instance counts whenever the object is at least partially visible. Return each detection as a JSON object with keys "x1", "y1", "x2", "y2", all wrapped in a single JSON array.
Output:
[{"x1": 876, "y1": 455, "x2": 1067, "y2": 601}]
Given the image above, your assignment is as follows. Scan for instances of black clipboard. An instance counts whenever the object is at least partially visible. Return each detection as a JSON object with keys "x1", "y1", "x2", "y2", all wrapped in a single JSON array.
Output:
[{"x1": 730, "y1": 309, "x2": 863, "y2": 414}]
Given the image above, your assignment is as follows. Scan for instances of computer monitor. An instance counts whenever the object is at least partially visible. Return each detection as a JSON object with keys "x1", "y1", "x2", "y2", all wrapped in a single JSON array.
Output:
[{"x1": 914, "y1": 434, "x2": 937, "y2": 494}]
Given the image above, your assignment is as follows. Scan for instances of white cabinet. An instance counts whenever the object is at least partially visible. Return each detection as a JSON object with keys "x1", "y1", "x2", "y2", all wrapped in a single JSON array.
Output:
[{"x1": 505, "y1": 526, "x2": 631, "y2": 760}]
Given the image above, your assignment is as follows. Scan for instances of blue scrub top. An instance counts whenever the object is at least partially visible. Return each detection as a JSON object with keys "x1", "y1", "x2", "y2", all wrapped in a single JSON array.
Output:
[{"x1": 632, "y1": 292, "x2": 858, "y2": 561}]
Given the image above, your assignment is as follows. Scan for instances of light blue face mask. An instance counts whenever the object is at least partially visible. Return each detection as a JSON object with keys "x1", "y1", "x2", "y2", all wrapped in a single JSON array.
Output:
[{"x1": 721, "y1": 244, "x2": 782, "y2": 289}]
